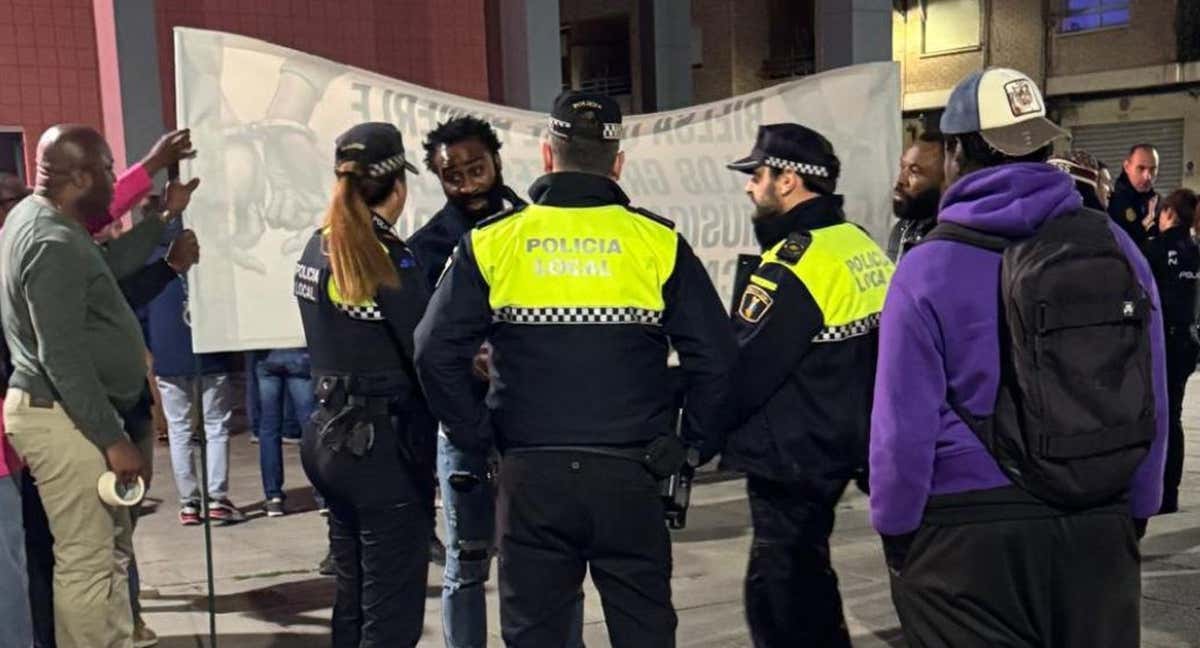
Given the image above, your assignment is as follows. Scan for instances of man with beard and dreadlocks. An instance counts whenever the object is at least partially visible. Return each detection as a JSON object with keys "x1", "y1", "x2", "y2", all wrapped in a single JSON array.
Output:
[
  {"x1": 723, "y1": 124, "x2": 893, "y2": 648},
  {"x1": 411, "y1": 117, "x2": 526, "y2": 289},
  {"x1": 887, "y1": 131, "x2": 944, "y2": 262},
  {"x1": 411, "y1": 115, "x2": 586, "y2": 648}
]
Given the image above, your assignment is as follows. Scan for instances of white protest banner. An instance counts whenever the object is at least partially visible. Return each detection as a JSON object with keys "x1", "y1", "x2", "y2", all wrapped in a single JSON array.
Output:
[{"x1": 174, "y1": 28, "x2": 900, "y2": 353}]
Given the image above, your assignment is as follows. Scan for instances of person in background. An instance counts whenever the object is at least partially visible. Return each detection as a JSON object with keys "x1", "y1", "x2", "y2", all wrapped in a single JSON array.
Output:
[
  {"x1": 1048, "y1": 150, "x2": 1105, "y2": 210},
  {"x1": 144, "y1": 217, "x2": 243, "y2": 527},
  {"x1": 1108, "y1": 143, "x2": 1160, "y2": 247},
  {"x1": 887, "y1": 131, "x2": 944, "y2": 262},
  {"x1": 256, "y1": 348, "x2": 316, "y2": 517},
  {"x1": 1143, "y1": 189, "x2": 1200, "y2": 514}
]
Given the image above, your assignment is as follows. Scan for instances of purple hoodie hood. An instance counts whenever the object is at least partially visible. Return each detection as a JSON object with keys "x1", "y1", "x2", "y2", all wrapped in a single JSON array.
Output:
[
  {"x1": 939, "y1": 162, "x2": 1082, "y2": 236},
  {"x1": 869, "y1": 162, "x2": 1168, "y2": 535}
]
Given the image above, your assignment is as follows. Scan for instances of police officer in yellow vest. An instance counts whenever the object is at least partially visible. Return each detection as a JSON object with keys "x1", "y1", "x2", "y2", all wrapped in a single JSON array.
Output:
[
  {"x1": 415, "y1": 92, "x2": 737, "y2": 648},
  {"x1": 293, "y1": 122, "x2": 435, "y2": 647},
  {"x1": 724, "y1": 124, "x2": 893, "y2": 648}
]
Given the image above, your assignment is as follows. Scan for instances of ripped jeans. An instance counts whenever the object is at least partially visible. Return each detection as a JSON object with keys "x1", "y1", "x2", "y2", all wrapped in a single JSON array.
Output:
[{"x1": 437, "y1": 432, "x2": 585, "y2": 647}]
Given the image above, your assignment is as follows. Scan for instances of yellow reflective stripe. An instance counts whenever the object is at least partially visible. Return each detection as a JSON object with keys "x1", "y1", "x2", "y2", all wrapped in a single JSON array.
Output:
[
  {"x1": 317, "y1": 231, "x2": 387, "y2": 311},
  {"x1": 471, "y1": 204, "x2": 677, "y2": 312},
  {"x1": 749, "y1": 274, "x2": 778, "y2": 291},
  {"x1": 762, "y1": 222, "x2": 893, "y2": 327}
]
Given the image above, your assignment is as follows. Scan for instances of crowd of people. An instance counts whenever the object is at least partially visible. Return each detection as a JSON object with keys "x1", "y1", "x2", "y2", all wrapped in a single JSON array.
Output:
[{"x1": 0, "y1": 63, "x2": 1190, "y2": 648}]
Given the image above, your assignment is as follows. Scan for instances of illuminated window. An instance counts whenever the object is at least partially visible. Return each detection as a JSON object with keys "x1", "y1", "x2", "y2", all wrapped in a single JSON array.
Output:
[
  {"x1": 1060, "y1": 0, "x2": 1130, "y2": 33},
  {"x1": 921, "y1": 0, "x2": 981, "y2": 55}
]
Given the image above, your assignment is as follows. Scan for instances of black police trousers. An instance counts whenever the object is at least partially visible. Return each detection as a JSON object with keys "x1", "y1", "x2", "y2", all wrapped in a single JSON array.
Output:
[
  {"x1": 887, "y1": 487, "x2": 1140, "y2": 648},
  {"x1": 744, "y1": 476, "x2": 852, "y2": 648},
  {"x1": 497, "y1": 450, "x2": 676, "y2": 648},
  {"x1": 1163, "y1": 329, "x2": 1199, "y2": 512},
  {"x1": 301, "y1": 412, "x2": 432, "y2": 648}
]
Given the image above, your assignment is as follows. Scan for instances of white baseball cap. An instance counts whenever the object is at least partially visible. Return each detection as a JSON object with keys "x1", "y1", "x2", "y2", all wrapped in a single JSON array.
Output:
[{"x1": 940, "y1": 68, "x2": 1069, "y2": 156}]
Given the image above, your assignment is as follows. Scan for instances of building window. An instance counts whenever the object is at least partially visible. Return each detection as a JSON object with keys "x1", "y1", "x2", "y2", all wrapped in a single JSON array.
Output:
[
  {"x1": 760, "y1": 0, "x2": 815, "y2": 80},
  {"x1": 561, "y1": 16, "x2": 633, "y2": 99},
  {"x1": 1060, "y1": 0, "x2": 1130, "y2": 34},
  {"x1": 921, "y1": 0, "x2": 981, "y2": 55}
]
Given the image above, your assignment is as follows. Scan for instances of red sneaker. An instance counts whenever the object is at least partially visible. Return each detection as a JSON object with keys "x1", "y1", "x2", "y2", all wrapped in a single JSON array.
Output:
[{"x1": 178, "y1": 501, "x2": 201, "y2": 526}]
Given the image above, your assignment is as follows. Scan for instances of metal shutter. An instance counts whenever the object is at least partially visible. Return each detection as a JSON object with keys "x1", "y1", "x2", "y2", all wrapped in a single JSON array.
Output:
[{"x1": 1070, "y1": 119, "x2": 1185, "y2": 195}]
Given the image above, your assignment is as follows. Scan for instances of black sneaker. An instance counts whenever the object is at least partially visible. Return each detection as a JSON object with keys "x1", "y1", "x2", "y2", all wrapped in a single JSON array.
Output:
[
  {"x1": 264, "y1": 497, "x2": 286, "y2": 518},
  {"x1": 318, "y1": 552, "x2": 335, "y2": 576}
]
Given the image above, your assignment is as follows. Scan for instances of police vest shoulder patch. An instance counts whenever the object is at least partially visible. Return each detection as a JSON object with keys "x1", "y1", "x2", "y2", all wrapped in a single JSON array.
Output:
[
  {"x1": 629, "y1": 206, "x2": 676, "y2": 229},
  {"x1": 738, "y1": 283, "x2": 774, "y2": 323},
  {"x1": 776, "y1": 231, "x2": 812, "y2": 264}
]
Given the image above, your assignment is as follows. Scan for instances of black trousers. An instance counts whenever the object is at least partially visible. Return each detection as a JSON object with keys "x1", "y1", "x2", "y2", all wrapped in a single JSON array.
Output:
[
  {"x1": 889, "y1": 487, "x2": 1140, "y2": 648},
  {"x1": 744, "y1": 476, "x2": 851, "y2": 648},
  {"x1": 497, "y1": 451, "x2": 676, "y2": 648},
  {"x1": 301, "y1": 413, "x2": 432, "y2": 648},
  {"x1": 1163, "y1": 330, "x2": 1198, "y2": 512}
]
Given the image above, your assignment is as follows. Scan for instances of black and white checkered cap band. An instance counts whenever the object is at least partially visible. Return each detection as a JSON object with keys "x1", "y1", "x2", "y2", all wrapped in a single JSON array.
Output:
[
  {"x1": 765, "y1": 156, "x2": 830, "y2": 178},
  {"x1": 548, "y1": 117, "x2": 622, "y2": 141},
  {"x1": 811, "y1": 312, "x2": 880, "y2": 343},
  {"x1": 336, "y1": 302, "x2": 384, "y2": 321},
  {"x1": 495, "y1": 306, "x2": 662, "y2": 326},
  {"x1": 367, "y1": 153, "x2": 409, "y2": 178}
]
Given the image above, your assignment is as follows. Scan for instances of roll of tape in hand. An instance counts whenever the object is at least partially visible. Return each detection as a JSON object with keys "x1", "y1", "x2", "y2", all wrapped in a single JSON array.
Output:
[{"x1": 97, "y1": 472, "x2": 146, "y2": 507}]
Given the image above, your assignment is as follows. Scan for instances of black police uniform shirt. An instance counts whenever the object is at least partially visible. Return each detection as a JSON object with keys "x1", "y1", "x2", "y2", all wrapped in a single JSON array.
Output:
[
  {"x1": 294, "y1": 213, "x2": 430, "y2": 398},
  {"x1": 414, "y1": 171, "x2": 737, "y2": 458},
  {"x1": 722, "y1": 194, "x2": 894, "y2": 484},
  {"x1": 1144, "y1": 225, "x2": 1200, "y2": 329},
  {"x1": 408, "y1": 185, "x2": 526, "y2": 291},
  {"x1": 1108, "y1": 171, "x2": 1159, "y2": 248}
]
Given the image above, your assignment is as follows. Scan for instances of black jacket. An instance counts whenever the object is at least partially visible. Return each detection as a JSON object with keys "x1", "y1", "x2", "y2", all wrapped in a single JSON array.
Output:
[
  {"x1": 408, "y1": 186, "x2": 526, "y2": 291},
  {"x1": 294, "y1": 214, "x2": 430, "y2": 399},
  {"x1": 413, "y1": 172, "x2": 737, "y2": 458},
  {"x1": 1144, "y1": 225, "x2": 1200, "y2": 329},
  {"x1": 1107, "y1": 172, "x2": 1159, "y2": 248},
  {"x1": 721, "y1": 196, "x2": 892, "y2": 484},
  {"x1": 886, "y1": 216, "x2": 936, "y2": 262}
]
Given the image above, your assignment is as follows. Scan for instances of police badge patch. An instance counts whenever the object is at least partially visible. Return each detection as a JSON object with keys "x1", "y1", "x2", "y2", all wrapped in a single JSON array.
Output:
[
  {"x1": 1125, "y1": 208, "x2": 1137, "y2": 223},
  {"x1": 738, "y1": 284, "x2": 774, "y2": 323}
]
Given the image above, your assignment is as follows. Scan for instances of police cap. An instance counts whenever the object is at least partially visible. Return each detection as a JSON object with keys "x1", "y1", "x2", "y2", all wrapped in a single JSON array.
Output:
[
  {"x1": 335, "y1": 122, "x2": 419, "y2": 177},
  {"x1": 548, "y1": 91, "x2": 623, "y2": 142},
  {"x1": 727, "y1": 123, "x2": 839, "y2": 181}
]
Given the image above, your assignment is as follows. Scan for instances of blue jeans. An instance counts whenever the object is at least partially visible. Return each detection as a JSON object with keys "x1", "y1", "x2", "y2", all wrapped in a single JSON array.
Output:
[
  {"x1": 158, "y1": 375, "x2": 233, "y2": 503},
  {"x1": 438, "y1": 433, "x2": 585, "y2": 648},
  {"x1": 0, "y1": 474, "x2": 34, "y2": 648},
  {"x1": 246, "y1": 351, "x2": 302, "y2": 439},
  {"x1": 257, "y1": 349, "x2": 315, "y2": 500}
]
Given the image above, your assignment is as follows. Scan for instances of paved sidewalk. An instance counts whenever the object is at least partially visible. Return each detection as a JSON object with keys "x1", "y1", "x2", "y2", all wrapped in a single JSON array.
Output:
[{"x1": 134, "y1": 377, "x2": 1200, "y2": 647}]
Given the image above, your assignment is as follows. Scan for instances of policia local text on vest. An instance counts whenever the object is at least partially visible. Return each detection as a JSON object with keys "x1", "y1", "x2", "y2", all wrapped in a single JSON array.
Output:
[{"x1": 415, "y1": 91, "x2": 737, "y2": 648}]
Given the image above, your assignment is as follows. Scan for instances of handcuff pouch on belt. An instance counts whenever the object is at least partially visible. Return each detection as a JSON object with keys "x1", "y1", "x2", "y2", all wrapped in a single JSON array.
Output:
[{"x1": 313, "y1": 376, "x2": 376, "y2": 458}]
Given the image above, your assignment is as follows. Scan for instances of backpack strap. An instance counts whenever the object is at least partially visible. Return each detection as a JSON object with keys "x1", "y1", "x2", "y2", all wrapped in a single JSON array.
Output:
[{"x1": 922, "y1": 222, "x2": 1011, "y2": 252}]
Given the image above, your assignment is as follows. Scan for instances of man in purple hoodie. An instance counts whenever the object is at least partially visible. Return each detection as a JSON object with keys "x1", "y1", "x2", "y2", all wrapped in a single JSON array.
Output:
[{"x1": 870, "y1": 68, "x2": 1168, "y2": 647}]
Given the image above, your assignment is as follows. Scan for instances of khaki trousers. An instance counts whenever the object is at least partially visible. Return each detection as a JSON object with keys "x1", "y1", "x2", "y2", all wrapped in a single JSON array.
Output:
[{"x1": 4, "y1": 388, "x2": 134, "y2": 648}]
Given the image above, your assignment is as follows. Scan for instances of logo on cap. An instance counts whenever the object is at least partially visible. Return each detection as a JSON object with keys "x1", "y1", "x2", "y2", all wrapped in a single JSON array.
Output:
[
  {"x1": 1004, "y1": 80, "x2": 1041, "y2": 118},
  {"x1": 572, "y1": 100, "x2": 604, "y2": 111}
]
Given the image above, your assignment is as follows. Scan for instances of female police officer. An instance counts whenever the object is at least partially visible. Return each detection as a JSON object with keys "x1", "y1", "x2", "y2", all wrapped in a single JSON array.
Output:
[{"x1": 293, "y1": 122, "x2": 435, "y2": 647}]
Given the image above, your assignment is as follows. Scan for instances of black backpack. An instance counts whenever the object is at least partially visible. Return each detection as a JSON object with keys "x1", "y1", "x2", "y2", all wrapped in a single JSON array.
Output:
[{"x1": 926, "y1": 208, "x2": 1155, "y2": 508}]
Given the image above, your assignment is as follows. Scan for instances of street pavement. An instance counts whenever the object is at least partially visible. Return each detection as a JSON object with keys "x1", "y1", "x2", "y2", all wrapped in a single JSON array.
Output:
[{"x1": 134, "y1": 378, "x2": 1200, "y2": 647}]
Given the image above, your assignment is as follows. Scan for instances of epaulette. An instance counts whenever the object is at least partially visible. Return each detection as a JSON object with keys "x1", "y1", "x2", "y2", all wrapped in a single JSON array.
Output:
[
  {"x1": 476, "y1": 203, "x2": 528, "y2": 229},
  {"x1": 776, "y1": 231, "x2": 812, "y2": 264},
  {"x1": 628, "y1": 206, "x2": 676, "y2": 229}
]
